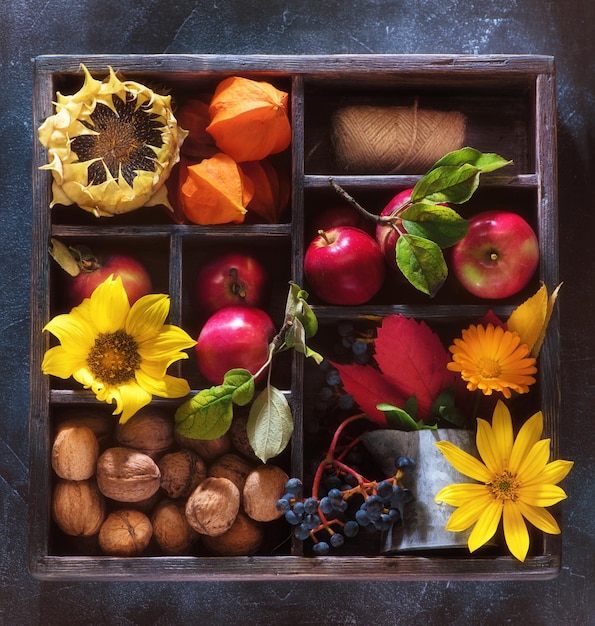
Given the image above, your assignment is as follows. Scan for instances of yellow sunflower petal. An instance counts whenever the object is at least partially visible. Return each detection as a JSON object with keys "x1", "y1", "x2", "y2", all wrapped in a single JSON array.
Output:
[
  {"x1": 113, "y1": 382, "x2": 153, "y2": 423},
  {"x1": 490, "y1": 400, "x2": 514, "y2": 464},
  {"x1": 476, "y1": 417, "x2": 501, "y2": 475},
  {"x1": 126, "y1": 294, "x2": 170, "y2": 343},
  {"x1": 445, "y1": 494, "x2": 494, "y2": 532},
  {"x1": 434, "y1": 440, "x2": 492, "y2": 483},
  {"x1": 137, "y1": 325, "x2": 196, "y2": 360},
  {"x1": 516, "y1": 438, "x2": 551, "y2": 484},
  {"x1": 509, "y1": 411, "x2": 543, "y2": 473},
  {"x1": 517, "y1": 484, "x2": 568, "y2": 507},
  {"x1": 43, "y1": 313, "x2": 95, "y2": 355},
  {"x1": 523, "y1": 459, "x2": 574, "y2": 488},
  {"x1": 89, "y1": 276, "x2": 130, "y2": 333},
  {"x1": 468, "y1": 499, "x2": 502, "y2": 552},
  {"x1": 516, "y1": 500, "x2": 561, "y2": 535},
  {"x1": 135, "y1": 369, "x2": 191, "y2": 399},
  {"x1": 435, "y1": 483, "x2": 489, "y2": 507},
  {"x1": 503, "y1": 500, "x2": 530, "y2": 561},
  {"x1": 41, "y1": 345, "x2": 86, "y2": 379}
]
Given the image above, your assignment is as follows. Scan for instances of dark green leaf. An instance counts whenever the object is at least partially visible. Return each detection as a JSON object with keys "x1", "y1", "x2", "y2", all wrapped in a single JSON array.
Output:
[
  {"x1": 396, "y1": 234, "x2": 447, "y2": 297},
  {"x1": 247, "y1": 386, "x2": 294, "y2": 463},
  {"x1": 431, "y1": 387, "x2": 467, "y2": 427},
  {"x1": 377, "y1": 403, "x2": 437, "y2": 431},
  {"x1": 222, "y1": 368, "x2": 255, "y2": 406},
  {"x1": 411, "y1": 163, "x2": 481, "y2": 205},
  {"x1": 175, "y1": 385, "x2": 237, "y2": 440},
  {"x1": 401, "y1": 203, "x2": 469, "y2": 248}
]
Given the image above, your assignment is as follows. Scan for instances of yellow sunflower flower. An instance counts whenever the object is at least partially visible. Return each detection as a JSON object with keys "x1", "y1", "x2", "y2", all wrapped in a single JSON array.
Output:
[
  {"x1": 42, "y1": 276, "x2": 196, "y2": 423},
  {"x1": 38, "y1": 64, "x2": 187, "y2": 217},
  {"x1": 447, "y1": 323, "x2": 537, "y2": 398},
  {"x1": 434, "y1": 400, "x2": 573, "y2": 561}
]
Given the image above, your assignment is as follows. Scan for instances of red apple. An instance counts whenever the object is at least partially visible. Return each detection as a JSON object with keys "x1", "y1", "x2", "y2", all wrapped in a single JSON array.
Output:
[
  {"x1": 307, "y1": 203, "x2": 374, "y2": 242},
  {"x1": 68, "y1": 253, "x2": 152, "y2": 306},
  {"x1": 195, "y1": 306, "x2": 276, "y2": 385},
  {"x1": 304, "y1": 226, "x2": 385, "y2": 305},
  {"x1": 194, "y1": 251, "x2": 269, "y2": 316},
  {"x1": 451, "y1": 210, "x2": 539, "y2": 299}
]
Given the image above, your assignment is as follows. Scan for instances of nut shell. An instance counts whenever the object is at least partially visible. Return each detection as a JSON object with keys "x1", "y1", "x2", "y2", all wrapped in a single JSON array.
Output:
[
  {"x1": 96, "y1": 447, "x2": 161, "y2": 502},
  {"x1": 175, "y1": 431, "x2": 231, "y2": 462},
  {"x1": 115, "y1": 407, "x2": 174, "y2": 458},
  {"x1": 98, "y1": 509, "x2": 153, "y2": 556},
  {"x1": 242, "y1": 464, "x2": 289, "y2": 522},
  {"x1": 52, "y1": 425, "x2": 99, "y2": 481},
  {"x1": 185, "y1": 476, "x2": 240, "y2": 537},
  {"x1": 52, "y1": 479, "x2": 106, "y2": 536},
  {"x1": 151, "y1": 499, "x2": 199, "y2": 555},
  {"x1": 228, "y1": 414, "x2": 259, "y2": 461},
  {"x1": 202, "y1": 511, "x2": 263, "y2": 556},
  {"x1": 207, "y1": 453, "x2": 255, "y2": 492},
  {"x1": 158, "y1": 449, "x2": 207, "y2": 499}
]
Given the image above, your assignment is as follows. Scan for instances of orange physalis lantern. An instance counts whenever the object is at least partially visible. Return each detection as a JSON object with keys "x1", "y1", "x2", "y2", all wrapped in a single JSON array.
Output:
[
  {"x1": 240, "y1": 159, "x2": 291, "y2": 224},
  {"x1": 180, "y1": 153, "x2": 254, "y2": 225},
  {"x1": 176, "y1": 98, "x2": 218, "y2": 161},
  {"x1": 206, "y1": 76, "x2": 291, "y2": 162}
]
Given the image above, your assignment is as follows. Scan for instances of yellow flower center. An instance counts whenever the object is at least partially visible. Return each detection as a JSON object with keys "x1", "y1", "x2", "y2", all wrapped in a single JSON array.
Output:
[
  {"x1": 87, "y1": 330, "x2": 141, "y2": 386},
  {"x1": 476, "y1": 356, "x2": 502, "y2": 379},
  {"x1": 487, "y1": 470, "x2": 520, "y2": 502}
]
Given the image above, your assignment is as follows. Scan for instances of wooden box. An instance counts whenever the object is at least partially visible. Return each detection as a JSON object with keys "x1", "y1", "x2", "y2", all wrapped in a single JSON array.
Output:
[{"x1": 29, "y1": 54, "x2": 560, "y2": 580}]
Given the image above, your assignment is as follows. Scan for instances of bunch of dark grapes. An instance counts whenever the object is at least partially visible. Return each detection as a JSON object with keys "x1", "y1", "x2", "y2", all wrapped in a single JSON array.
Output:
[
  {"x1": 276, "y1": 457, "x2": 415, "y2": 556},
  {"x1": 333, "y1": 321, "x2": 373, "y2": 364}
]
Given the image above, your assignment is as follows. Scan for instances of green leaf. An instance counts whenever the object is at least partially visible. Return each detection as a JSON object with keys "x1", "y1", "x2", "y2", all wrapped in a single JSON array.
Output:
[
  {"x1": 175, "y1": 385, "x2": 236, "y2": 440},
  {"x1": 377, "y1": 403, "x2": 437, "y2": 431},
  {"x1": 285, "y1": 318, "x2": 324, "y2": 364},
  {"x1": 431, "y1": 387, "x2": 466, "y2": 427},
  {"x1": 429, "y1": 147, "x2": 513, "y2": 173},
  {"x1": 223, "y1": 368, "x2": 255, "y2": 406},
  {"x1": 401, "y1": 203, "x2": 469, "y2": 248},
  {"x1": 247, "y1": 386, "x2": 294, "y2": 463},
  {"x1": 286, "y1": 281, "x2": 318, "y2": 338},
  {"x1": 411, "y1": 163, "x2": 481, "y2": 205},
  {"x1": 396, "y1": 234, "x2": 447, "y2": 297}
]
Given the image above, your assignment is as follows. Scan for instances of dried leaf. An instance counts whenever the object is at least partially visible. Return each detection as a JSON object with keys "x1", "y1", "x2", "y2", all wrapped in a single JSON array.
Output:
[
  {"x1": 207, "y1": 76, "x2": 291, "y2": 162},
  {"x1": 180, "y1": 153, "x2": 254, "y2": 225},
  {"x1": 374, "y1": 315, "x2": 454, "y2": 421},
  {"x1": 507, "y1": 282, "x2": 562, "y2": 357}
]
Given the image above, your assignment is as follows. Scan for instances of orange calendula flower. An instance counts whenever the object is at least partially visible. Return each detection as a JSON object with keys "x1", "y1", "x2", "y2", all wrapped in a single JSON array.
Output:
[
  {"x1": 435, "y1": 400, "x2": 573, "y2": 561},
  {"x1": 447, "y1": 323, "x2": 537, "y2": 398}
]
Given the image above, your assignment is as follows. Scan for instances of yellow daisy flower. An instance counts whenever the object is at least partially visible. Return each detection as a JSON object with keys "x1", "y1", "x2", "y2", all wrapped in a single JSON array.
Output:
[
  {"x1": 42, "y1": 276, "x2": 196, "y2": 423},
  {"x1": 435, "y1": 400, "x2": 573, "y2": 561},
  {"x1": 38, "y1": 64, "x2": 187, "y2": 217},
  {"x1": 447, "y1": 323, "x2": 537, "y2": 398}
]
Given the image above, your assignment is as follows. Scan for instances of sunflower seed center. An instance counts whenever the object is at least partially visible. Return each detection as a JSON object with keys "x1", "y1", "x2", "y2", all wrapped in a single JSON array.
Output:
[
  {"x1": 87, "y1": 329, "x2": 141, "y2": 386},
  {"x1": 488, "y1": 470, "x2": 520, "y2": 502}
]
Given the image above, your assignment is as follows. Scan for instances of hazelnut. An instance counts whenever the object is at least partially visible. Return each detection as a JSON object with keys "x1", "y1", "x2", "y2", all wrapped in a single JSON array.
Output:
[
  {"x1": 52, "y1": 425, "x2": 99, "y2": 481},
  {"x1": 175, "y1": 431, "x2": 231, "y2": 462},
  {"x1": 96, "y1": 447, "x2": 161, "y2": 502},
  {"x1": 158, "y1": 449, "x2": 207, "y2": 499},
  {"x1": 115, "y1": 407, "x2": 174, "y2": 458},
  {"x1": 185, "y1": 477, "x2": 240, "y2": 537},
  {"x1": 242, "y1": 464, "x2": 289, "y2": 522},
  {"x1": 207, "y1": 453, "x2": 255, "y2": 492},
  {"x1": 98, "y1": 509, "x2": 153, "y2": 556},
  {"x1": 151, "y1": 499, "x2": 199, "y2": 555},
  {"x1": 202, "y1": 512, "x2": 263, "y2": 556},
  {"x1": 52, "y1": 479, "x2": 106, "y2": 536}
]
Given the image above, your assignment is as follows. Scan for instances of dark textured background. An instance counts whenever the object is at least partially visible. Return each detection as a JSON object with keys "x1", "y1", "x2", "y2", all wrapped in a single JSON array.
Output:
[{"x1": 2, "y1": 1, "x2": 594, "y2": 624}]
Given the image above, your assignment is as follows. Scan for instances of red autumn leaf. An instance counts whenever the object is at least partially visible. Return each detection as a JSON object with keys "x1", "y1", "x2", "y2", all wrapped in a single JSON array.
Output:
[
  {"x1": 329, "y1": 361, "x2": 409, "y2": 427},
  {"x1": 374, "y1": 315, "x2": 454, "y2": 421}
]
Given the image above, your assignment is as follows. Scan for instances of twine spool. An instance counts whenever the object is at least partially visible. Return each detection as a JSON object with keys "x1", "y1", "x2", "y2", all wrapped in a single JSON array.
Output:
[{"x1": 331, "y1": 102, "x2": 466, "y2": 174}]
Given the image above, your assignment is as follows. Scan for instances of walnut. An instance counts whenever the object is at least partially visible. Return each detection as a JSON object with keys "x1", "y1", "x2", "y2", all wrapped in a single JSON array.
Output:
[
  {"x1": 56, "y1": 408, "x2": 115, "y2": 447},
  {"x1": 242, "y1": 464, "x2": 289, "y2": 522},
  {"x1": 201, "y1": 512, "x2": 263, "y2": 556},
  {"x1": 175, "y1": 431, "x2": 231, "y2": 462},
  {"x1": 228, "y1": 414, "x2": 259, "y2": 461},
  {"x1": 115, "y1": 407, "x2": 174, "y2": 458},
  {"x1": 51, "y1": 424, "x2": 99, "y2": 481},
  {"x1": 98, "y1": 509, "x2": 153, "y2": 556},
  {"x1": 151, "y1": 499, "x2": 199, "y2": 555},
  {"x1": 207, "y1": 453, "x2": 255, "y2": 492},
  {"x1": 158, "y1": 449, "x2": 207, "y2": 499},
  {"x1": 96, "y1": 447, "x2": 161, "y2": 502},
  {"x1": 52, "y1": 479, "x2": 106, "y2": 536},
  {"x1": 185, "y1": 476, "x2": 240, "y2": 537}
]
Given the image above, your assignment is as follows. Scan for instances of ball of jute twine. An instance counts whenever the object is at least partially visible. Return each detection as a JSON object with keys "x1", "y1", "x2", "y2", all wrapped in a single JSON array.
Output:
[{"x1": 331, "y1": 101, "x2": 466, "y2": 174}]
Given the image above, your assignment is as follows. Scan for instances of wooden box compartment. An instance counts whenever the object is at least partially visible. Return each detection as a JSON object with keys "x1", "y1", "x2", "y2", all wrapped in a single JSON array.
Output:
[{"x1": 30, "y1": 54, "x2": 559, "y2": 580}]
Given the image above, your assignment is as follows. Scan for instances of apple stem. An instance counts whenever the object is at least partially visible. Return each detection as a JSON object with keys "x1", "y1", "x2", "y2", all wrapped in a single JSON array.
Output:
[
  {"x1": 490, "y1": 252, "x2": 498, "y2": 261},
  {"x1": 69, "y1": 244, "x2": 103, "y2": 272},
  {"x1": 228, "y1": 268, "x2": 246, "y2": 299},
  {"x1": 317, "y1": 229, "x2": 332, "y2": 245}
]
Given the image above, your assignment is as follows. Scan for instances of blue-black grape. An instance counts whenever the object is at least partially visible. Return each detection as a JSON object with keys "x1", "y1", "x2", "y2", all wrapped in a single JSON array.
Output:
[
  {"x1": 343, "y1": 520, "x2": 359, "y2": 538},
  {"x1": 312, "y1": 541, "x2": 330, "y2": 555},
  {"x1": 325, "y1": 369, "x2": 342, "y2": 387},
  {"x1": 355, "y1": 509, "x2": 371, "y2": 526},
  {"x1": 351, "y1": 340, "x2": 368, "y2": 355},
  {"x1": 285, "y1": 510, "x2": 302, "y2": 525},
  {"x1": 319, "y1": 496, "x2": 334, "y2": 515},
  {"x1": 396, "y1": 456, "x2": 416, "y2": 470},
  {"x1": 376, "y1": 480, "x2": 393, "y2": 500},
  {"x1": 330, "y1": 533, "x2": 345, "y2": 548},
  {"x1": 304, "y1": 497, "x2": 319, "y2": 515},
  {"x1": 285, "y1": 478, "x2": 303, "y2": 495},
  {"x1": 294, "y1": 525, "x2": 311, "y2": 540},
  {"x1": 337, "y1": 321, "x2": 354, "y2": 337},
  {"x1": 276, "y1": 498, "x2": 291, "y2": 513},
  {"x1": 337, "y1": 393, "x2": 355, "y2": 410},
  {"x1": 327, "y1": 488, "x2": 343, "y2": 503}
]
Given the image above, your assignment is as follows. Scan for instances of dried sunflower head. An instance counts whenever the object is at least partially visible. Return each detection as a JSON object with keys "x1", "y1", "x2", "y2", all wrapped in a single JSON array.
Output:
[{"x1": 38, "y1": 64, "x2": 188, "y2": 217}]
